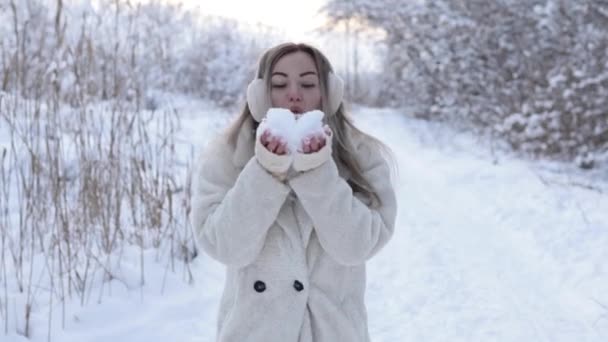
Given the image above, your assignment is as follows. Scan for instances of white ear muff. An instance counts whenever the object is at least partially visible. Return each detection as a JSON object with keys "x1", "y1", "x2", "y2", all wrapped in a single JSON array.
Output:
[
  {"x1": 246, "y1": 72, "x2": 344, "y2": 122},
  {"x1": 246, "y1": 79, "x2": 269, "y2": 122},
  {"x1": 327, "y1": 73, "x2": 344, "y2": 115}
]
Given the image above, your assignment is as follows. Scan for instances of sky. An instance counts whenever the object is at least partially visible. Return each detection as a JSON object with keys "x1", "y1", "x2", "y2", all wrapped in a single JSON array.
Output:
[
  {"x1": 170, "y1": 0, "x2": 328, "y2": 42},
  {"x1": 152, "y1": 0, "x2": 382, "y2": 72}
]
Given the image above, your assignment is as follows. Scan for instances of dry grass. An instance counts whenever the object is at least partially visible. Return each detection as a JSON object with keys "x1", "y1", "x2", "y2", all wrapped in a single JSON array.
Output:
[
  {"x1": 0, "y1": 90, "x2": 196, "y2": 340},
  {"x1": 0, "y1": 1, "x2": 270, "y2": 338}
]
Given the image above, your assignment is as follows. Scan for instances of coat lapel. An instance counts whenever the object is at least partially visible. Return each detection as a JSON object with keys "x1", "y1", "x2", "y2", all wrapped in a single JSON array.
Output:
[
  {"x1": 294, "y1": 200, "x2": 314, "y2": 247},
  {"x1": 275, "y1": 192, "x2": 305, "y2": 246},
  {"x1": 295, "y1": 159, "x2": 351, "y2": 248}
]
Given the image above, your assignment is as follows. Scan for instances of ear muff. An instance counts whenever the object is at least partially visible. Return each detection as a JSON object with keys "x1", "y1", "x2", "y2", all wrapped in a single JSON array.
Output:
[
  {"x1": 246, "y1": 79, "x2": 270, "y2": 122},
  {"x1": 327, "y1": 73, "x2": 344, "y2": 116},
  {"x1": 246, "y1": 73, "x2": 345, "y2": 122}
]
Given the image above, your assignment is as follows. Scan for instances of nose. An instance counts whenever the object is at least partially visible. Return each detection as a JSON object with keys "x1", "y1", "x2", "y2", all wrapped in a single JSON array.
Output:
[{"x1": 287, "y1": 83, "x2": 301, "y2": 103}]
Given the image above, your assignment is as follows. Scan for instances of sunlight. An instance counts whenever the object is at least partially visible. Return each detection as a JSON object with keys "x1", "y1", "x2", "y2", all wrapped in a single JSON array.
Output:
[
  {"x1": 157, "y1": 0, "x2": 380, "y2": 72},
  {"x1": 169, "y1": 0, "x2": 327, "y2": 42}
]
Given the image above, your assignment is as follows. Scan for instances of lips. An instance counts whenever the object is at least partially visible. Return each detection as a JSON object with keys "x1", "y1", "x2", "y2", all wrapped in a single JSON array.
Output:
[{"x1": 290, "y1": 106, "x2": 303, "y2": 114}]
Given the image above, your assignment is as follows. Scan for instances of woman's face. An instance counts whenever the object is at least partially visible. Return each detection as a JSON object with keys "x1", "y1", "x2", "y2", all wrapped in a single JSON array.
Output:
[{"x1": 270, "y1": 51, "x2": 322, "y2": 114}]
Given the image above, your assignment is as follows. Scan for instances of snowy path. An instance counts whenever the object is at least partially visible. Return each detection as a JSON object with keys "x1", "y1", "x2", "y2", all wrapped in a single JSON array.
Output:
[
  {"x1": 5, "y1": 105, "x2": 608, "y2": 342},
  {"x1": 361, "y1": 109, "x2": 608, "y2": 341}
]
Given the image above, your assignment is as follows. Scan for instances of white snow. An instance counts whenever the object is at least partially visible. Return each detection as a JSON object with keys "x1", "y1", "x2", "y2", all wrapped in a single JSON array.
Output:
[
  {"x1": 262, "y1": 108, "x2": 325, "y2": 153},
  {"x1": 3, "y1": 100, "x2": 608, "y2": 342}
]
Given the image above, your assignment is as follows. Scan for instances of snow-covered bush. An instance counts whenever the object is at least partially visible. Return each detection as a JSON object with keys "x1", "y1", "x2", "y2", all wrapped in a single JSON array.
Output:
[
  {"x1": 0, "y1": 0, "x2": 277, "y2": 109},
  {"x1": 0, "y1": 91, "x2": 201, "y2": 338},
  {"x1": 322, "y1": 0, "x2": 608, "y2": 165}
]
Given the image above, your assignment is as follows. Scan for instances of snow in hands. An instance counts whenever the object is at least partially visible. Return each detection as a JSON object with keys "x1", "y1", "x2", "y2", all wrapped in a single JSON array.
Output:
[{"x1": 260, "y1": 108, "x2": 326, "y2": 153}]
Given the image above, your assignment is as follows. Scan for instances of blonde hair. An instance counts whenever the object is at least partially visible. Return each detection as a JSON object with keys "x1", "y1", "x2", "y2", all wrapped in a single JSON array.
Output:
[{"x1": 226, "y1": 42, "x2": 395, "y2": 206}]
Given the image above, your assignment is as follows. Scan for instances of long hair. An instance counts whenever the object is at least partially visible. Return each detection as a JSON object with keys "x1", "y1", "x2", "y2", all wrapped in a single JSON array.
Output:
[{"x1": 225, "y1": 42, "x2": 395, "y2": 206}]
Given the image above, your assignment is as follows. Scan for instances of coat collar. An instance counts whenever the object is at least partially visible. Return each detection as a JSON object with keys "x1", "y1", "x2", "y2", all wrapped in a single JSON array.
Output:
[{"x1": 230, "y1": 118, "x2": 355, "y2": 250}]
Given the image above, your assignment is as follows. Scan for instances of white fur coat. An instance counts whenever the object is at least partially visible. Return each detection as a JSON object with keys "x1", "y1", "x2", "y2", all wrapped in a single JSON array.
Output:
[{"x1": 190, "y1": 118, "x2": 397, "y2": 341}]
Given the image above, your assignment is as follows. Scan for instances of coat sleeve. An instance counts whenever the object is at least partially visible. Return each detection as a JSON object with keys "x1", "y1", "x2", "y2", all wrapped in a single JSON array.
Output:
[
  {"x1": 288, "y1": 138, "x2": 397, "y2": 266},
  {"x1": 190, "y1": 141, "x2": 291, "y2": 267}
]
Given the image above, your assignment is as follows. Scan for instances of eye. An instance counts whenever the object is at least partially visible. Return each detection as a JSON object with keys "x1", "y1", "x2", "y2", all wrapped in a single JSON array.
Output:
[
  {"x1": 271, "y1": 84, "x2": 287, "y2": 89},
  {"x1": 302, "y1": 84, "x2": 316, "y2": 89}
]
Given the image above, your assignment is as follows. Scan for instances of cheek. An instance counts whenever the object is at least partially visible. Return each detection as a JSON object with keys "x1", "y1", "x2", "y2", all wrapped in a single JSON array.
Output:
[
  {"x1": 310, "y1": 89, "x2": 322, "y2": 108},
  {"x1": 270, "y1": 90, "x2": 284, "y2": 107}
]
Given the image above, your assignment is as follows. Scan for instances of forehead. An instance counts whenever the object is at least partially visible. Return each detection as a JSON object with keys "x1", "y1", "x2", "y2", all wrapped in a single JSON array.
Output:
[{"x1": 272, "y1": 51, "x2": 318, "y2": 74}]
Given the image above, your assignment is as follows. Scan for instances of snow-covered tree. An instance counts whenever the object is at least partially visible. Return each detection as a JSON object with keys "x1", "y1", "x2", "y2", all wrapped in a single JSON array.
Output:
[{"x1": 322, "y1": 0, "x2": 608, "y2": 165}]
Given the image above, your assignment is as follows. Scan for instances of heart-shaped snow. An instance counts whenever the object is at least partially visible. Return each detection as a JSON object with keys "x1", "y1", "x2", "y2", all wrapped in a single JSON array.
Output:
[{"x1": 262, "y1": 108, "x2": 326, "y2": 153}]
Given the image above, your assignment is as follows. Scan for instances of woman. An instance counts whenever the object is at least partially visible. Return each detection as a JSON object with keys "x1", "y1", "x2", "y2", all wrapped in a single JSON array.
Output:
[{"x1": 191, "y1": 42, "x2": 397, "y2": 342}]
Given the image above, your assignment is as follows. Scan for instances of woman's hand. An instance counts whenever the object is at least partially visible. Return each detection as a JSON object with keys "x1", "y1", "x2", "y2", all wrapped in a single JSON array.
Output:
[
  {"x1": 254, "y1": 126, "x2": 292, "y2": 179},
  {"x1": 300, "y1": 125, "x2": 331, "y2": 154},
  {"x1": 293, "y1": 125, "x2": 333, "y2": 172},
  {"x1": 260, "y1": 130, "x2": 289, "y2": 155}
]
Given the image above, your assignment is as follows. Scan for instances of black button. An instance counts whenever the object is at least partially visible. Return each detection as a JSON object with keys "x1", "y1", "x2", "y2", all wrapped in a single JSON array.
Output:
[
  {"x1": 293, "y1": 280, "x2": 304, "y2": 292},
  {"x1": 254, "y1": 280, "x2": 266, "y2": 293}
]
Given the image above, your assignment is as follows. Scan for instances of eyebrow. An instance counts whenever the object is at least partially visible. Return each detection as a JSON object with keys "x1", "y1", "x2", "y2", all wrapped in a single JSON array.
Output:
[
  {"x1": 300, "y1": 71, "x2": 317, "y2": 77},
  {"x1": 271, "y1": 71, "x2": 318, "y2": 77}
]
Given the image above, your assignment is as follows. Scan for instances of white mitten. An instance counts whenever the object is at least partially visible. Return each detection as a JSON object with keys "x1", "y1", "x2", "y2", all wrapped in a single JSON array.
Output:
[
  {"x1": 254, "y1": 120, "x2": 293, "y2": 176},
  {"x1": 293, "y1": 127, "x2": 333, "y2": 172}
]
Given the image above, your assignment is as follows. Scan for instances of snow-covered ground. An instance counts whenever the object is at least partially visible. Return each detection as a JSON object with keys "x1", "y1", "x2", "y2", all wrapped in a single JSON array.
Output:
[{"x1": 3, "y1": 99, "x2": 608, "y2": 341}]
